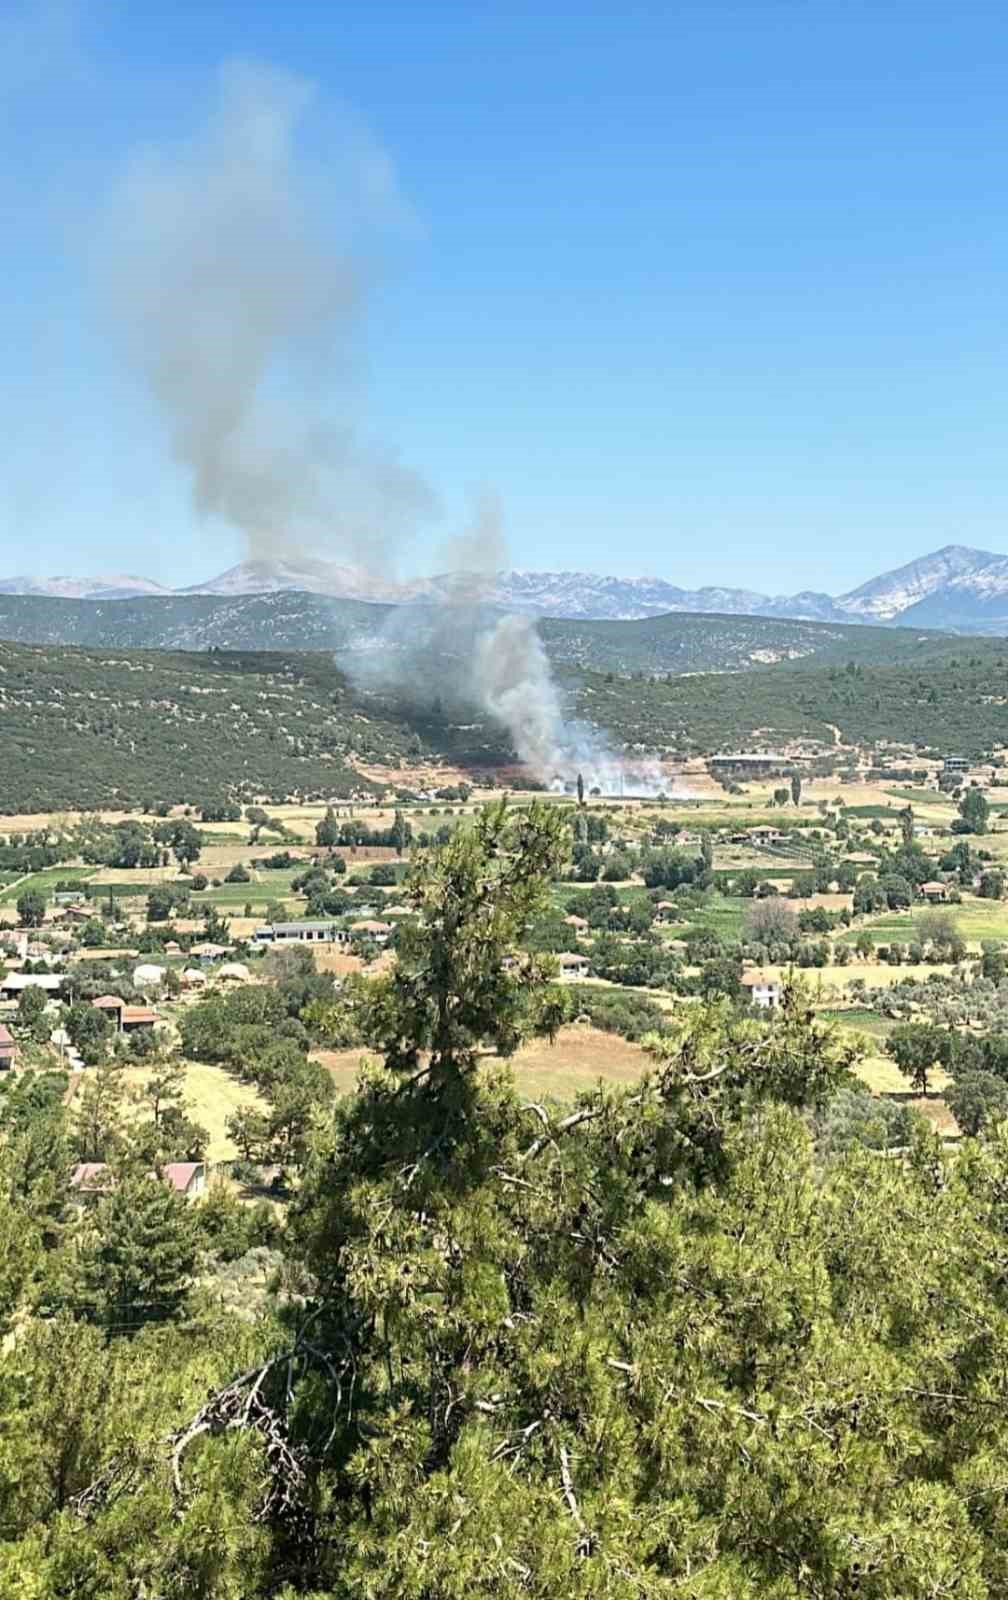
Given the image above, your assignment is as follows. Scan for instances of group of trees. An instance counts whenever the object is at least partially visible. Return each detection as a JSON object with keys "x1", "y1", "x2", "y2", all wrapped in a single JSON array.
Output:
[
  {"x1": 316, "y1": 809, "x2": 412, "y2": 854},
  {"x1": 11, "y1": 802, "x2": 1008, "y2": 1590}
]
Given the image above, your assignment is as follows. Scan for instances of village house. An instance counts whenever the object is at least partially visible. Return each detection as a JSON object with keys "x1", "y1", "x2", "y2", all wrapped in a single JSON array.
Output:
[
  {"x1": 556, "y1": 951, "x2": 591, "y2": 982},
  {"x1": 70, "y1": 1161, "x2": 207, "y2": 1204},
  {"x1": 0, "y1": 1026, "x2": 16, "y2": 1071},
  {"x1": 564, "y1": 914, "x2": 589, "y2": 936},
  {"x1": 92, "y1": 994, "x2": 126, "y2": 1030},
  {"x1": 919, "y1": 880, "x2": 951, "y2": 903},
  {"x1": 163, "y1": 1162, "x2": 207, "y2": 1199},
  {"x1": 741, "y1": 970, "x2": 783, "y2": 1009},
  {"x1": 215, "y1": 963, "x2": 251, "y2": 985},
  {"x1": 187, "y1": 944, "x2": 233, "y2": 966},
  {"x1": 747, "y1": 827, "x2": 791, "y2": 848},
  {"x1": 90, "y1": 995, "x2": 157, "y2": 1034},
  {"x1": 350, "y1": 919, "x2": 392, "y2": 945},
  {"x1": 655, "y1": 900, "x2": 678, "y2": 924},
  {"x1": 0, "y1": 973, "x2": 64, "y2": 1000},
  {"x1": 121, "y1": 1005, "x2": 158, "y2": 1034}
]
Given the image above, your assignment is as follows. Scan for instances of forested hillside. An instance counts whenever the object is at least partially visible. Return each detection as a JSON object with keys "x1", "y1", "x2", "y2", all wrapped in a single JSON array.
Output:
[
  {"x1": 0, "y1": 590, "x2": 981, "y2": 676},
  {"x1": 0, "y1": 644, "x2": 510, "y2": 813},
  {"x1": 566, "y1": 646, "x2": 1008, "y2": 757},
  {"x1": 3, "y1": 633, "x2": 1008, "y2": 812}
]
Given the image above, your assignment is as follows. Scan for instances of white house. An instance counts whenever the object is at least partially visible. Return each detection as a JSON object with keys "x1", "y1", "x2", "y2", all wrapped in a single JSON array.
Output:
[
  {"x1": 556, "y1": 952, "x2": 590, "y2": 982},
  {"x1": 0, "y1": 973, "x2": 64, "y2": 999},
  {"x1": 741, "y1": 970, "x2": 783, "y2": 1009}
]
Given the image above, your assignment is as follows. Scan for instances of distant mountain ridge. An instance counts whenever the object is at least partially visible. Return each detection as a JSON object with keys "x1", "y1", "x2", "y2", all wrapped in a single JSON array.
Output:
[{"x1": 4, "y1": 543, "x2": 1008, "y2": 630}]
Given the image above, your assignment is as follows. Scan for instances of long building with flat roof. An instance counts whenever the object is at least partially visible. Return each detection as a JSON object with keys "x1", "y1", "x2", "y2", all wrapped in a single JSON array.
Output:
[{"x1": 253, "y1": 920, "x2": 350, "y2": 945}]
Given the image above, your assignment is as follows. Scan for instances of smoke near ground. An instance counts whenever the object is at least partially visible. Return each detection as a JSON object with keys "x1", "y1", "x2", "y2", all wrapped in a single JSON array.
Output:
[{"x1": 96, "y1": 60, "x2": 436, "y2": 569}]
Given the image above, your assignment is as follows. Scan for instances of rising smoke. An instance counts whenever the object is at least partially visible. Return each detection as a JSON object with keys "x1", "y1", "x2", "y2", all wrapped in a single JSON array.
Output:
[
  {"x1": 98, "y1": 62, "x2": 648, "y2": 789},
  {"x1": 97, "y1": 61, "x2": 437, "y2": 568}
]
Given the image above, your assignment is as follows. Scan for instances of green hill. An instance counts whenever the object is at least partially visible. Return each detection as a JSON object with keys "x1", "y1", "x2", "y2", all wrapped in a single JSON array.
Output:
[
  {"x1": 0, "y1": 644, "x2": 510, "y2": 814},
  {"x1": 0, "y1": 591, "x2": 982, "y2": 676}
]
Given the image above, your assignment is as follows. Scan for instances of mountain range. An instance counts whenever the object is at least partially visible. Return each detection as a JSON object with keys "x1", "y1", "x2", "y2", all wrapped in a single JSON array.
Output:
[{"x1": 4, "y1": 543, "x2": 1008, "y2": 630}]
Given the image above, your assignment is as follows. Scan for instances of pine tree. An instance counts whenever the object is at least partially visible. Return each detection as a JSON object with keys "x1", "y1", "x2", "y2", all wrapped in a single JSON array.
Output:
[{"x1": 82, "y1": 1170, "x2": 198, "y2": 1329}]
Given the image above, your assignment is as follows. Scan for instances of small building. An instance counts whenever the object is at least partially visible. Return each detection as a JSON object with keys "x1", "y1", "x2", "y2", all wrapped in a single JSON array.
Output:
[
  {"x1": 564, "y1": 914, "x2": 589, "y2": 934},
  {"x1": 70, "y1": 1161, "x2": 207, "y2": 1204},
  {"x1": 0, "y1": 1025, "x2": 16, "y2": 1071},
  {"x1": 92, "y1": 994, "x2": 126, "y2": 1031},
  {"x1": 748, "y1": 827, "x2": 791, "y2": 848},
  {"x1": 69, "y1": 1163, "x2": 117, "y2": 1203},
  {"x1": 655, "y1": 900, "x2": 678, "y2": 924},
  {"x1": 944, "y1": 756, "x2": 970, "y2": 775},
  {"x1": 557, "y1": 951, "x2": 590, "y2": 982},
  {"x1": 919, "y1": 880, "x2": 950, "y2": 903},
  {"x1": 215, "y1": 963, "x2": 250, "y2": 984},
  {"x1": 121, "y1": 1005, "x2": 158, "y2": 1033},
  {"x1": 188, "y1": 944, "x2": 233, "y2": 966},
  {"x1": 253, "y1": 920, "x2": 350, "y2": 946},
  {"x1": 741, "y1": 970, "x2": 783, "y2": 1009},
  {"x1": 132, "y1": 963, "x2": 166, "y2": 989},
  {"x1": 350, "y1": 919, "x2": 392, "y2": 945},
  {"x1": 0, "y1": 973, "x2": 64, "y2": 999},
  {"x1": 162, "y1": 1162, "x2": 207, "y2": 1199}
]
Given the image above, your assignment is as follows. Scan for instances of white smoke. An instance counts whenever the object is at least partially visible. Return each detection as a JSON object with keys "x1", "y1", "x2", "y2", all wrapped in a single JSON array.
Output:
[
  {"x1": 96, "y1": 60, "x2": 436, "y2": 567},
  {"x1": 473, "y1": 614, "x2": 564, "y2": 772}
]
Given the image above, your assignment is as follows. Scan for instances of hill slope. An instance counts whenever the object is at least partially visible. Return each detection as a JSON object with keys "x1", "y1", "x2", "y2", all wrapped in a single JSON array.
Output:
[
  {"x1": 0, "y1": 644, "x2": 510, "y2": 814},
  {"x1": 2, "y1": 632, "x2": 1008, "y2": 812},
  {"x1": 0, "y1": 591, "x2": 969, "y2": 675}
]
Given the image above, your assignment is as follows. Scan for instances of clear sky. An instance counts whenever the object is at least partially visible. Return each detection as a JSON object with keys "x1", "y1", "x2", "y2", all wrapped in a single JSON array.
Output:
[{"x1": 4, "y1": 0, "x2": 1008, "y2": 594}]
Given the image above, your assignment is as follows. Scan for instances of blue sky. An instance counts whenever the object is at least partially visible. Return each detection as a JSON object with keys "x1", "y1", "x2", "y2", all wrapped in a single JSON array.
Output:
[{"x1": 3, "y1": 0, "x2": 1008, "y2": 593}]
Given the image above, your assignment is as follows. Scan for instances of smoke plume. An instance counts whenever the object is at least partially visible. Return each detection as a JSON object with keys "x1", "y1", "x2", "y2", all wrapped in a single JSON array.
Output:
[
  {"x1": 98, "y1": 61, "x2": 436, "y2": 566},
  {"x1": 99, "y1": 62, "x2": 654, "y2": 790}
]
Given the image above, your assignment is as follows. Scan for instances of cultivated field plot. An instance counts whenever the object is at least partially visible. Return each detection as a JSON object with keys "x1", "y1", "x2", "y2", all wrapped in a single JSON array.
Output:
[
  {"x1": 314, "y1": 1024, "x2": 652, "y2": 1101},
  {"x1": 842, "y1": 899, "x2": 1008, "y2": 947},
  {"x1": 0, "y1": 865, "x2": 94, "y2": 903},
  {"x1": 817, "y1": 1006, "x2": 896, "y2": 1042}
]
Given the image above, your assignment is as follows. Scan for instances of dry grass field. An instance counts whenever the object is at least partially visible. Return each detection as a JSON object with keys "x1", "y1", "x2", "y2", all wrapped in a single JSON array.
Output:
[
  {"x1": 117, "y1": 1060, "x2": 269, "y2": 1162},
  {"x1": 313, "y1": 1023, "x2": 652, "y2": 1101}
]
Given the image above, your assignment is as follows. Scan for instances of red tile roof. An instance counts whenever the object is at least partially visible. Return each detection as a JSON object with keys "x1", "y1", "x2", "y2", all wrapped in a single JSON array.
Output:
[{"x1": 162, "y1": 1162, "x2": 204, "y2": 1193}]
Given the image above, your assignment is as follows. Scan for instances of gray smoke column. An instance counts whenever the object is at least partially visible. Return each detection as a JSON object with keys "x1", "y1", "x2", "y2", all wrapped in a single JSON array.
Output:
[
  {"x1": 472, "y1": 613, "x2": 564, "y2": 771},
  {"x1": 96, "y1": 60, "x2": 435, "y2": 564}
]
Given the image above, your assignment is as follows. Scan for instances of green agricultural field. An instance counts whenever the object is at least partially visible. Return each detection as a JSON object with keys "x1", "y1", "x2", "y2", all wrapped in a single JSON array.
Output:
[
  {"x1": 817, "y1": 1006, "x2": 895, "y2": 1041},
  {"x1": 840, "y1": 898, "x2": 1008, "y2": 947},
  {"x1": 0, "y1": 865, "x2": 94, "y2": 903},
  {"x1": 85, "y1": 877, "x2": 174, "y2": 900},
  {"x1": 678, "y1": 894, "x2": 747, "y2": 942},
  {"x1": 884, "y1": 786, "x2": 954, "y2": 807},
  {"x1": 193, "y1": 868, "x2": 307, "y2": 909}
]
